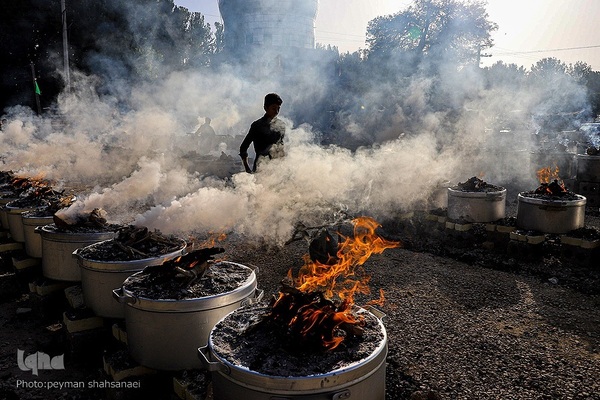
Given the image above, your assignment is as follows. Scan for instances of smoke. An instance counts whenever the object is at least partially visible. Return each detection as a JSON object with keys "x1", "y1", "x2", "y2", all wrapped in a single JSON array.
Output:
[{"x1": 1, "y1": 2, "x2": 593, "y2": 246}]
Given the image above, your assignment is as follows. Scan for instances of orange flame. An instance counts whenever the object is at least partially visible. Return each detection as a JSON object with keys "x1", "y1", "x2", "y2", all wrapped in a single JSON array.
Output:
[
  {"x1": 271, "y1": 217, "x2": 400, "y2": 351},
  {"x1": 536, "y1": 165, "x2": 560, "y2": 184},
  {"x1": 535, "y1": 165, "x2": 567, "y2": 195},
  {"x1": 295, "y1": 216, "x2": 400, "y2": 305}
]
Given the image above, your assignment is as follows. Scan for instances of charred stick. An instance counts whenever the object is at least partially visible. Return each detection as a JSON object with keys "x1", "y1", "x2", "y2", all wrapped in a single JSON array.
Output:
[
  {"x1": 127, "y1": 232, "x2": 152, "y2": 246},
  {"x1": 176, "y1": 261, "x2": 211, "y2": 287},
  {"x1": 145, "y1": 234, "x2": 182, "y2": 246},
  {"x1": 114, "y1": 240, "x2": 149, "y2": 258},
  {"x1": 339, "y1": 321, "x2": 364, "y2": 337}
]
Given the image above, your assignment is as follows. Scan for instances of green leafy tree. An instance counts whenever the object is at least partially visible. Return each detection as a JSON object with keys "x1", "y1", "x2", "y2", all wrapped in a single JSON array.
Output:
[{"x1": 365, "y1": 0, "x2": 497, "y2": 71}]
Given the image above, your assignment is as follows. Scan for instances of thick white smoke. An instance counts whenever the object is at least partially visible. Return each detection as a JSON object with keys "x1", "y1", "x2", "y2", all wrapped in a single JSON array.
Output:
[{"x1": 0, "y1": 7, "x2": 591, "y2": 246}]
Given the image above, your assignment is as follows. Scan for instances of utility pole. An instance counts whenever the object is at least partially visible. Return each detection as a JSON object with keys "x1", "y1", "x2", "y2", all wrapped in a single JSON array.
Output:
[
  {"x1": 61, "y1": 0, "x2": 71, "y2": 91},
  {"x1": 30, "y1": 62, "x2": 42, "y2": 115},
  {"x1": 477, "y1": 44, "x2": 492, "y2": 68}
]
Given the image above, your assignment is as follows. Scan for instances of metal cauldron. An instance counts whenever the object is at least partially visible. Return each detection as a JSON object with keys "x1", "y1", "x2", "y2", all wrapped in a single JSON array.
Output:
[
  {"x1": 38, "y1": 224, "x2": 116, "y2": 281},
  {"x1": 22, "y1": 212, "x2": 53, "y2": 258},
  {"x1": 114, "y1": 261, "x2": 260, "y2": 370},
  {"x1": 199, "y1": 306, "x2": 387, "y2": 400},
  {"x1": 516, "y1": 193, "x2": 586, "y2": 234},
  {"x1": 447, "y1": 187, "x2": 506, "y2": 222},
  {"x1": 75, "y1": 238, "x2": 186, "y2": 319},
  {"x1": 5, "y1": 204, "x2": 39, "y2": 242},
  {"x1": 0, "y1": 196, "x2": 18, "y2": 229},
  {"x1": 576, "y1": 154, "x2": 600, "y2": 181}
]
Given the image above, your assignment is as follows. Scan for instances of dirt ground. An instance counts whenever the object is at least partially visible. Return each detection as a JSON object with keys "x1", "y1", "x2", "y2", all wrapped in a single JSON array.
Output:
[{"x1": 0, "y1": 200, "x2": 599, "y2": 400}]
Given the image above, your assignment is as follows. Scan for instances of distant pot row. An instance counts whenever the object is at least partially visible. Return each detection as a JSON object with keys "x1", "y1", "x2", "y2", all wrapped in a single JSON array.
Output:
[{"x1": 446, "y1": 187, "x2": 586, "y2": 234}]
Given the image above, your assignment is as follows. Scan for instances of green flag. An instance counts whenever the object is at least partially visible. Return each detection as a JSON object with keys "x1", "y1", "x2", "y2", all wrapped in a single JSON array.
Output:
[{"x1": 34, "y1": 80, "x2": 41, "y2": 95}]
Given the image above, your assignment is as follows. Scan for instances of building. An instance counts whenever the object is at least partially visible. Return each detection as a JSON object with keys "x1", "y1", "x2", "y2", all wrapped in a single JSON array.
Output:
[{"x1": 217, "y1": 0, "x2": 319, "y2": 55}]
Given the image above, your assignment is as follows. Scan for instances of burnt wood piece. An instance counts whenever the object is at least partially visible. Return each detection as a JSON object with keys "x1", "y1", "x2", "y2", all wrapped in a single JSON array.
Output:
[
  {"x1": 117, "y1": 226, "x2": 150, "y2": 246},
  {"x1": 164, "y1": 247, "x2": 226, "y2": 287},
  {"x1": 114, "y1": 240, "x2": 149, "y2": 259},
  {"x1": 53, "y1": 207, "x2": 108, "y2": 228},
  {"x1": 264, "y1": 283, "x2": 365, "y2": 352},
  {"x1": 109, "y1": 226, "x2": 184, "y2": 260},
  {"x1": 309, "y1": 229, "x2": 339, "y2": 265},
  {"x1": 587, "y1": 146, "x2": 599, "y2": 155},
  {"x1": 534, "y1": 179, "x2": 567, "y2": 195}
]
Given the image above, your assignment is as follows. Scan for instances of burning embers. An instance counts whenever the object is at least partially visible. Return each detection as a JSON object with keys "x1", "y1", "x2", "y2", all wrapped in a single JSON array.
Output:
[
  {"x1": 516, "y1": 165, "x2": 587, "y2": 234},
  {"x1": 0, "y1": 172, "x2": 52, "y2": 198},
  {"x1": 533, "y1": 166, "x2": 568, "y2": 197},
  {"x1": 263, "y1": 216, "x2": 400, "y2": 352}
]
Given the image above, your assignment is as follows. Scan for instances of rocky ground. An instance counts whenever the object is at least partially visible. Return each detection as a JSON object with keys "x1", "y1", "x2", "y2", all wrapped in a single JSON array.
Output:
[{"x1": 0, "y1": 197, "x2": 599, "y2": 400}]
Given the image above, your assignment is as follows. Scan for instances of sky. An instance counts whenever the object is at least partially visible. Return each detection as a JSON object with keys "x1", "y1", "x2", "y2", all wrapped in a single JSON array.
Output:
[{"x1": 174, "y1": 0, "x2": 600, "y2": 71}]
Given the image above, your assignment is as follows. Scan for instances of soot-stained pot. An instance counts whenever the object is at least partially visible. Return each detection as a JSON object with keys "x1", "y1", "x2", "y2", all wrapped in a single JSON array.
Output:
[
  {"x1": 38, "y1": 224, "x2": 117, "y2": 281},
  {"x1": 75, "y1": 237, "x2": 187, "y2": 319},
  {"x1": 114, "y1": 261, "x2": 260, "y2": 370},
  {"x1": 516, "y1": 192, "x2": 586, "y2": 234},
  {"x1": 199, "y1": 305, "x2": 387, "y2": 400}
]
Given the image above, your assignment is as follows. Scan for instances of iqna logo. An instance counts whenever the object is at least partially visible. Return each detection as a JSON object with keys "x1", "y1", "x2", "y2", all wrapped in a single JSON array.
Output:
[{"x1": 17, "y1": 349, "x2": 65, "y2": 376}]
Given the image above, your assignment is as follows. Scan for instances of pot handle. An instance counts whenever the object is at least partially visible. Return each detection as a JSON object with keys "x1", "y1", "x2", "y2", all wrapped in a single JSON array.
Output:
[
  {"x1": 198, "y1": 345, "x2": 230, "y2": 374},
  {"x1": 246, "y1": 263, "x2": 260, "y2": 274},
  {"x1": 112, "y1": 287, "x2": 136, "y2": 304},
  {"x1": 72, "y1": 247, "x2": 82, "y2": 259},
  {"x1": 241, "y1": 289, "x2": 264, "y2": 307},
  {"x1": 364, "y1": 305, "x2": 386, "y2": 321}
]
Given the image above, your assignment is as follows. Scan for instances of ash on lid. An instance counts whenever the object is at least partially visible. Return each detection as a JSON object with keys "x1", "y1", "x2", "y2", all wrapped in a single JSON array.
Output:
[{"x1": 210, "y1": 216, "x2": 398, "y2": 376}]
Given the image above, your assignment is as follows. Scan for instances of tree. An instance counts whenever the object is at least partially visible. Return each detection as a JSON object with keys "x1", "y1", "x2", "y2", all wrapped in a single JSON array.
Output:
[
  {"x1": 529, "y1": 57, "x2": 568, "y2": 79},
  {"x1": 214, "y1": 22, "x2": 225, "y2": 54},
  {"x1": 483, "y1": 61, "x2": 527, "y2": 89},
  {"x1": 0, "y1": 0, "x2": 218, "y2": 113},
  {"x1": 365, "y1": 0, "x2": 497, "y2": 71},
  {"x1": 526, "y1": 58, "x2": 589, "y2": 129},
  {"x1": 568, "y1": 62, "x2": 600, "y2": 119}
]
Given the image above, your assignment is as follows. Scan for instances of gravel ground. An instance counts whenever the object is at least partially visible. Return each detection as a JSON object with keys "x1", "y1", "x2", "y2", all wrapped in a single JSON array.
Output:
[
  {"x1": 0, "y1": 201, "x2": 599, "y2": 399},
  {"x1": 226, "y1": 216, "x2": 600, "y2": 400}
]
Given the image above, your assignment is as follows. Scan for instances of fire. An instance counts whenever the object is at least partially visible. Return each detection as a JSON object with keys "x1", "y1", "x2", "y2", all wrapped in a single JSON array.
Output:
[
  {"x1": 194, "y1": 231, "x2": 226, "y2": 248},
  {"x1": 9, "y1": 174, "x2": 54, "y2": 198},
  {"x1": 536, "y1": 165, "x2": 560, "y2": 184},
  {"x1": 269, "y1": 216, "x2": 400, "y2": 351},
  {"x1": 535, "y1": 165, "x2": 567, "y2": 195},
  {"x1": 296, "y1": 217, "x2": 399, "y2": 303}
]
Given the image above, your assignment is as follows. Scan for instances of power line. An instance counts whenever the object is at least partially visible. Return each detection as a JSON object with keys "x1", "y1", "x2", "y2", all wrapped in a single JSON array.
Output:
[
  {"x1": 493, "y1": 44, "x2": 600, "y2": 56},
  {"x1": 315, "y1": 29, "x2": 365, "y2": 38}
]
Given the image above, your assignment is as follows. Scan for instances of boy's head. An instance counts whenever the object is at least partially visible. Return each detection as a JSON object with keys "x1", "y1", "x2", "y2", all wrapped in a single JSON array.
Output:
[
  {"x1": 264, "y1": 93, "x2": 283, "y2": 118},
  {"x1": 264, "y1": 93, "x2": 283, "y2": 108}
]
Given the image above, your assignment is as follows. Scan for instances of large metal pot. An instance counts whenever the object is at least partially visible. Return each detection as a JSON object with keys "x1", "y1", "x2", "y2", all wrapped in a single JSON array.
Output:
[
  {"x1": 113, "y1": 261, "x2": 260, "y2": 370},
  {"x1": 0, "y1": 196, "x2": 18, "y2": 229},
  {"x1": 22, "y1": 213, "x2": 53, "y2": 258},
  {"x1": 424, "y1": 180, "x2": 450, "y2": 210},
  {"x1": 75, "y1": 239, "x2": 186, "y2": 319},
  {"x1": 447, "y1": 187, "x2": 506, "y2": 222},
  {"x1": 38, "y1": 224, "x2": 116, "y2": 281},
  {"x1": 5, "y1": 204, "x2": 39, "y2": 242},
  {"x1": 516, "y1": 193, "x2": 586, "y2": 234},
  {"x1": 199, "y1": 306, "x2": 387, "y2": 400},
  {"x1": 576, "y1": 154, "x2": 600, "y2": 181}
]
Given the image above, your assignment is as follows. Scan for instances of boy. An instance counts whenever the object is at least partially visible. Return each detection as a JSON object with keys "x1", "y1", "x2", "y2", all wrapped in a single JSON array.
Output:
[{"x1": 239, "y1": 93, "x2": 286, "y2": 173}]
